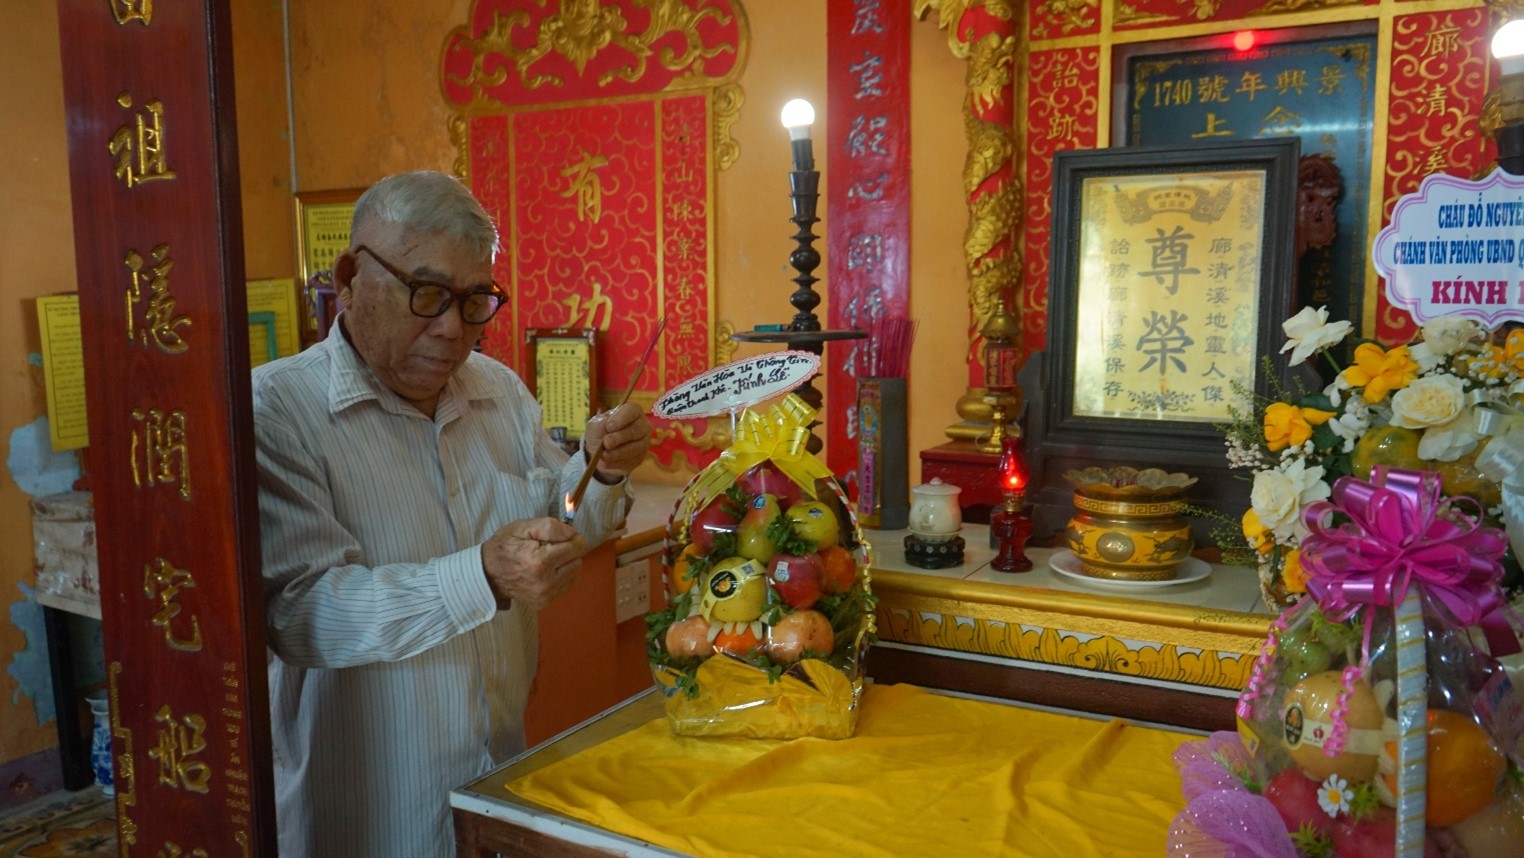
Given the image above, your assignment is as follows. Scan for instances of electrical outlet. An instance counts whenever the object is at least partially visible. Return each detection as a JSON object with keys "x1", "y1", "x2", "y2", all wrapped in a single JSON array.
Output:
[{"x1": 614, "y1": 561, "x2": 650, "y2": 624}]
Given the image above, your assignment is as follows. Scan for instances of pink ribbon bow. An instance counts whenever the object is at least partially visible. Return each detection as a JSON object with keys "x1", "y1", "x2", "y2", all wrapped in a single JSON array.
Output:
[{"x1": 1299, "y1": 467, "x2": 1507, "y2": 629}]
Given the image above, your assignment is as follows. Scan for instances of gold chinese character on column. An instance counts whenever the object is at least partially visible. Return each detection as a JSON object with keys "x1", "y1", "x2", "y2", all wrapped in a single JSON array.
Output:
[
  {"x1": 125, "y1": 243, "x2": 191, "y2": 353},
  {"x1": 131, "y1": 408, "x2": 191, "y2": 499},
  {"x1": 110, "y1": 93, "x2": 177, "y2": 188},
  {"x1": 110, "y1": 0, "x2": 153, "y2": 25},
  {"x1": 148, "y1": 704, "x2": 211, "y2": 793},
  {"x1": 143, "y1": 557, "x2": 202, "y2": 652}
]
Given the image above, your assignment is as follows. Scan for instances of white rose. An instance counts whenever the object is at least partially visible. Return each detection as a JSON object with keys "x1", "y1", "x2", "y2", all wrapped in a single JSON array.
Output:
[
  {"x1": 1390, "y1": 375, "x2": 1479, "y2": 461},
  {"x1": 1420, "y1": 407, "x2": 1481, "y2": 461},
  {"x1": 1419, "y1": 317, "x2": 1482, "y2": 357},
  {"x1": 1390, "y1": 374, "x2": 1466, "y2": 429},
  {"x1": 1251, "y1": 459, "x2": 1331, "y2": 542},
  {"x1": 1281, "y1": 305, "x2": 1354, "y2": 365}
]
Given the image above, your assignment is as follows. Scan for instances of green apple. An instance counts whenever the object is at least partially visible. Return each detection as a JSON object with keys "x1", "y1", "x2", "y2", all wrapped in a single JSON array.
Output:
[
  {"x1": 736, "y1": 493, "x2": 781, "y2": 563},
  {"x1": 785, "y1": 500, "x2": 839, "y2": 549}
]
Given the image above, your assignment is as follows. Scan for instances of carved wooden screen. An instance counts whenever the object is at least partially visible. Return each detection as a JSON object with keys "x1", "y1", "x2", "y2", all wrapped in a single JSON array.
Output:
[{"x1": 440, "y1": 1, "x2": 748, "y2": 472}]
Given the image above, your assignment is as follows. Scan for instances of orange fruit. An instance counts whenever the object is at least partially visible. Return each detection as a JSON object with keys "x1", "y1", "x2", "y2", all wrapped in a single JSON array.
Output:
[
  {"x1": 713, "y1": 625, "x2": 763, "y2": 655},
  {"x1": 819, "y1": 545, "x2": 857, "y2": 594},
  {"x1": 668, "y1": 544, "x2": 704, "y2": 597},
  {"x1": 1382, "y1": 709, "x2": 1504, "y2": 827}
]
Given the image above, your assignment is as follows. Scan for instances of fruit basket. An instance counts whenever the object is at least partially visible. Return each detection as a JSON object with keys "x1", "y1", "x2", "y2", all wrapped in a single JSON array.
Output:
[
  {"x1": 644, "y1": 394, "x2": 876, "y2": 739},
  {"x1": 1171, "y1": 468, "x2": 1524, "y2": 856}
]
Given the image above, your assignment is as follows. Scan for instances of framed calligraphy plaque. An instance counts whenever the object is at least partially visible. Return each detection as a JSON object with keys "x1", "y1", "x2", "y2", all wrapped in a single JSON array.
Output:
[
  {"x1": 1024, "y1": 138, "x2": 1299, "y2": 539},
  {"x1": 525, "y1": 327, "x2": 599, "y2": 440}
]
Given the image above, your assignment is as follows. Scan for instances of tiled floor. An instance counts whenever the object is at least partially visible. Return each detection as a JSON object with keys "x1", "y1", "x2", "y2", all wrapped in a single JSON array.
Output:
[{"x1": 0, "y1": 790, "x2": 115, "y2": 857}]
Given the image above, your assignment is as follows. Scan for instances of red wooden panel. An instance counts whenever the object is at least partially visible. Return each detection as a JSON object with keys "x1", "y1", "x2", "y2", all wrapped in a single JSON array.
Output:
[
  {"x1": 1377, "y1": 8, "x2": 1493, "y2": 344},
  {"x1": 56, "y1": 0, "x2": 275, "y2": 853},
  {"x1": 1023, "y1": 46, "x2": 1102, "y2": 355}
]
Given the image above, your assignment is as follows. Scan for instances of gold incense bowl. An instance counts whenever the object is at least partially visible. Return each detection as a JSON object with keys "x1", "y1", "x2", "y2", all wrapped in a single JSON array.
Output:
[{"x1": 1061, "y1": 467, "x2": 1197, "y2": 581}]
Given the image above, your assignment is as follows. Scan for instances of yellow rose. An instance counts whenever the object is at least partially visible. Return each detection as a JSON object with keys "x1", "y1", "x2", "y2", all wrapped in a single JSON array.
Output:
[
  {"x1": 1282, "y1": 548, "x2": 1308, "y2": 594},
  {"x1": 1263, "y1": 403, "x2": 1336, "y2": 452},
  {"x1": 1341, "y1": 343, "x2": 1419, "y2": 403},
  {"x1": 1242, "y1": 508, "x2": 1273, "y2": 554}
]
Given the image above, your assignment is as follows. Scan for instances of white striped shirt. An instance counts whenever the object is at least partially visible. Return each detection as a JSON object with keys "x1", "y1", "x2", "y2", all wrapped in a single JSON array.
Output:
[{"x1": 252, "y1": 321, "x2": 627, "y2": 857}]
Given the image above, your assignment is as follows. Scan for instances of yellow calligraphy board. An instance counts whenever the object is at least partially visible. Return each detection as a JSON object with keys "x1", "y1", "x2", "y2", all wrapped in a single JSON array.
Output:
[
  {"x1": 298, "y1": 196, "x2": 356, "y2": 282},
  {"x1": 245, "y1": 278, "x2": 301, "y2": 360},
  {"x1": 1071, "y1": 170, "x2": 1263, "y2": 423},
  {"x1": 36, "y1": 294, "x2": 89, "y2": 450},
  {"x1": 535, "y1": 338, "x2": 593, "y2": 437}
]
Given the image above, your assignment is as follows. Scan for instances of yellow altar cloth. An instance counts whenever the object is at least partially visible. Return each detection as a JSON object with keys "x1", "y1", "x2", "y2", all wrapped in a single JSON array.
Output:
[{"x1": 506, "y1": 683, "x2": 1193, "y2": 857}]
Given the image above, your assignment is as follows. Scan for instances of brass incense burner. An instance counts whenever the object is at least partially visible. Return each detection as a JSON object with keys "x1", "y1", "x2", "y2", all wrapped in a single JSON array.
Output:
[{"x1": 1061, "y1": 467, "x2": 1197, "y2": 581}]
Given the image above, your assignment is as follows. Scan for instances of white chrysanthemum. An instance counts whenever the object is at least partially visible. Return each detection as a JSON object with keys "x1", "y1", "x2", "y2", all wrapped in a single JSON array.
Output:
[
  {"x1": 1251, "y1": 459, "x2": 1331, "y2": 542},
  {"x1": 1281, "y1": 305, "x2": 1354, "y2": 365}
]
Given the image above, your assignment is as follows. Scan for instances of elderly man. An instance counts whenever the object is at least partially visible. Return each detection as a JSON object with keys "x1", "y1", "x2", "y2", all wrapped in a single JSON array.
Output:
[{"x1": 252, "y1": 170, "x2": 652, "y2": 856}]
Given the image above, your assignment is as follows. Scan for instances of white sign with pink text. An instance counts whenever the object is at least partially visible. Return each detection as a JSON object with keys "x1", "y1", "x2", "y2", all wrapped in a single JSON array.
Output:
[{"x1": 1372, "y1": 169, "x2": 1524, "y2": 328}]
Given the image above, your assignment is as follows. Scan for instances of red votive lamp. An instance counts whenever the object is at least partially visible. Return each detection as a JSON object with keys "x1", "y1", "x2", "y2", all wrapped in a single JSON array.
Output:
[{"x1": 990, "y1": 436, "x2": 1033, "y2": 572}]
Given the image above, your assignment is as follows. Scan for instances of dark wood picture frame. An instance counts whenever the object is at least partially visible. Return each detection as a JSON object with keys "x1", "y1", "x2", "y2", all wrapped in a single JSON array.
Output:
[
  {"x1": 1024, "y1": 138, "x2": 1300, "y2": 541},
  {"x1": 525, "y1": 327, "x2": 600, "y2": 440}
]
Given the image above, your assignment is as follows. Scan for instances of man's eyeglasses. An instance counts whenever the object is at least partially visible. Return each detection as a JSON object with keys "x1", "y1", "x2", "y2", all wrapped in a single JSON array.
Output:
[{"x1": 354, "y1": 245, "x2": 506, "y2": 325}]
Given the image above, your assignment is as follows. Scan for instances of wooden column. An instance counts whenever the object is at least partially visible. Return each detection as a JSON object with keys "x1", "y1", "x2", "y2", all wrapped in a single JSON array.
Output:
[{"x1": 56, "y1": 1, "x2": 276, "y2": 853}]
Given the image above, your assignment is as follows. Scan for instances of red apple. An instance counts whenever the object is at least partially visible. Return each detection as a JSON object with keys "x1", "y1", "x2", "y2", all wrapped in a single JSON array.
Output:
[
  {"x1": 689, "y1": 496, "x2": 738, "y2": 554},
  {"x1": 1332, "y1": 808, "x2": 1442, "y2": 858},
  {"x1": 738, "y1": 462, "x2": 801, "y2": 508},
  {"x1": 1263, "y1": 767, "x2": 1334, "y2": 839},
  {"x1": 766, "y1": 609, "x2": 834, "y2": 663},
  {"x1": 768, "y1": 552, "x2": 824, "y2": 609}
]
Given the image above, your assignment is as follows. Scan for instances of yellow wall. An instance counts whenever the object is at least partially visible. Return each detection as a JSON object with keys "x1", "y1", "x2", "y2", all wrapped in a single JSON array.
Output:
[{"x1": 0, "y1": 0, "x2": 974, "y2": 776}]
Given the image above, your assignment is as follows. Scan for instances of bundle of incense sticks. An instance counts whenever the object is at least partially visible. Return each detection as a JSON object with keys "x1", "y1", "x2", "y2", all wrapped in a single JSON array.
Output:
[
  {"x1": 563, "y1": 317, "x2": 667, "y2": 520},
  {"x1": 857, "y1": 316, "x2": 917, "y2": 379}
]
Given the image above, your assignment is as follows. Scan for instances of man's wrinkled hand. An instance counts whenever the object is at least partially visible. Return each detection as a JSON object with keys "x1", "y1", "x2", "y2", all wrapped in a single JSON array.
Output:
[
  {"x1": 583, "y1": 402, "x2": 653, "y2": 483},
  {"x1": 481, "y1": 518, "x2": 587, "y2": 611}
]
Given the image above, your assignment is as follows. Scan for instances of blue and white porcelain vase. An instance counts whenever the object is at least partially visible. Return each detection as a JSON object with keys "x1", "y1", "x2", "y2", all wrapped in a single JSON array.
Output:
[{"x1": 86, "y1": 691, "x2": 113, "y2": 797}]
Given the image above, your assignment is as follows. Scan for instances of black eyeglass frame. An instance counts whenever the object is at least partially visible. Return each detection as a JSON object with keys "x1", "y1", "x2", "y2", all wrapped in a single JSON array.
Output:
[{"x1": 353, "y1": 244, "x2": 506, "y2": 324}]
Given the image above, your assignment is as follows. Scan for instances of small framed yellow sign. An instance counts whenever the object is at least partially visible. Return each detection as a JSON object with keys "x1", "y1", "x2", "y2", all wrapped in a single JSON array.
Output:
[
  {"x1": 525, "y1": 328, "x2": 600, "y2": 440},
  {"x1": 294, "y1": 188, "x2": 362, "y2": 283}
]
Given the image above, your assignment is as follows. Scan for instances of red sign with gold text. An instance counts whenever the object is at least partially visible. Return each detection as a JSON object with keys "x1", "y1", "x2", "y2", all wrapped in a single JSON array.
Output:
[{"x1": 56, "y1": 0, "x2": 275, "y2": 853}]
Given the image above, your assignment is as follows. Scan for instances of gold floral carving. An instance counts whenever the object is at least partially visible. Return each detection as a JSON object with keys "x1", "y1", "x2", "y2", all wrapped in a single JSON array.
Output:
[
  {"x1": 450, "y1": 0, "x2": 737, "y2": 94},
  {"x1": 1249, "y1": 0, "x2": 1358, "y2": 15},
  {"x1": 914, "y1": 0, "x2": 1021, "y2": 59},
  {"x1": 1035, "y1": 0, "x2": 1099, "y2": 35},
  {"x1": 109, "y1": 661, "x2": 139, "y2": 847},
  {"x1": 449, "y1": 114, "x2": 470, "y2": 181},
  {"x1": 649, "y1": 415, "x2": 731, "y2": 472},
  {"x1": 1113, "y1": 4, "x2": 1174, "y2": 27},
  {"x1": 879, "y1": 605, "x2": 1254, "y2": 689},
  {"x1": 711, "y1": 83, "x2": 743, "y2": 171},
  {"x1": 714, "y1": 318, "x2": 739, "y2": 365}
]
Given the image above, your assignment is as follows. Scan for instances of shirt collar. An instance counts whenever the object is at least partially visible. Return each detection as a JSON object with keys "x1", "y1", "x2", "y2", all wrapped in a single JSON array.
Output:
[{"x1": 322, "y1": 313, "x2": 504, "y2": 416}]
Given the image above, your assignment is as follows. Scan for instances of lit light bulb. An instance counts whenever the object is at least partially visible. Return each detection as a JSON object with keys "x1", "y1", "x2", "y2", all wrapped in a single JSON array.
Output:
[
  {"x1": 780, "y1": 99, "x2": 816, "y2": 172},
  {"x1": 780, "y1": 99, "x2": 815, "y2": 138},
  {"x1": 1493, "y1": 19, "x2": 1524, "y2": 77}
]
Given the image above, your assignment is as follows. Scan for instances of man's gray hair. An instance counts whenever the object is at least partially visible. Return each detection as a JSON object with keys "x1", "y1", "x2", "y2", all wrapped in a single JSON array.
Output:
[{"x1": 351, "y1": 171, "x2": 500, "y2": 259}]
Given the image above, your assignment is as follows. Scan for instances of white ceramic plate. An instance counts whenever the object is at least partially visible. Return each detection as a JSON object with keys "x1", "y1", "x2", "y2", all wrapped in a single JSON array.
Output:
[{"x1": 1048, "y1": 549, "x2": 1210, "y2": 590}]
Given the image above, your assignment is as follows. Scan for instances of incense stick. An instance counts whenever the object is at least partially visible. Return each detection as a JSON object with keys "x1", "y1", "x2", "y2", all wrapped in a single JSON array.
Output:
[{"x1": 564, "y1": 317, "x2": 667, "y2": 518}]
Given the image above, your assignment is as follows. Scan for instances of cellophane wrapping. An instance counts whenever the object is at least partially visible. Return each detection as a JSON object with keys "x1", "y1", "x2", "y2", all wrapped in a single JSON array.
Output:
[
  {"x1": 644, "y1": 395, "x2": 876, "y2": 739},
  {"x1": 1170, "y1": 468, "x2": 1524, "y2": 857}
]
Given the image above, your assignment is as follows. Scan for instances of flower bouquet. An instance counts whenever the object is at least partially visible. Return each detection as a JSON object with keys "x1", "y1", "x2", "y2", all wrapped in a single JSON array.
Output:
[
  {"x1": 1171, "y1": 467, "x2": 1524, "y2": 857},
  {"x1": 1228, "y1": 306, "x2": 1524, "y2": 611},
  {"x1": 644, "y1": 394, "x2": 877, "y2": 739}
]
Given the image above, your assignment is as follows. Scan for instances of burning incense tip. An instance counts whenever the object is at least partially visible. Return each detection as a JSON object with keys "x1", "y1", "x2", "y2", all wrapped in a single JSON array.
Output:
[{"x1": 560, "y1": 493, "x2": 576, "y2": 524}]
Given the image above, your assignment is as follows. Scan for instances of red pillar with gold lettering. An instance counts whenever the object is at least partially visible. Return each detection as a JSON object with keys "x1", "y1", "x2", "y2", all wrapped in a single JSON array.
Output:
[{"x1": 56, "y1": 0, "x2": 276, "y2": 853}]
